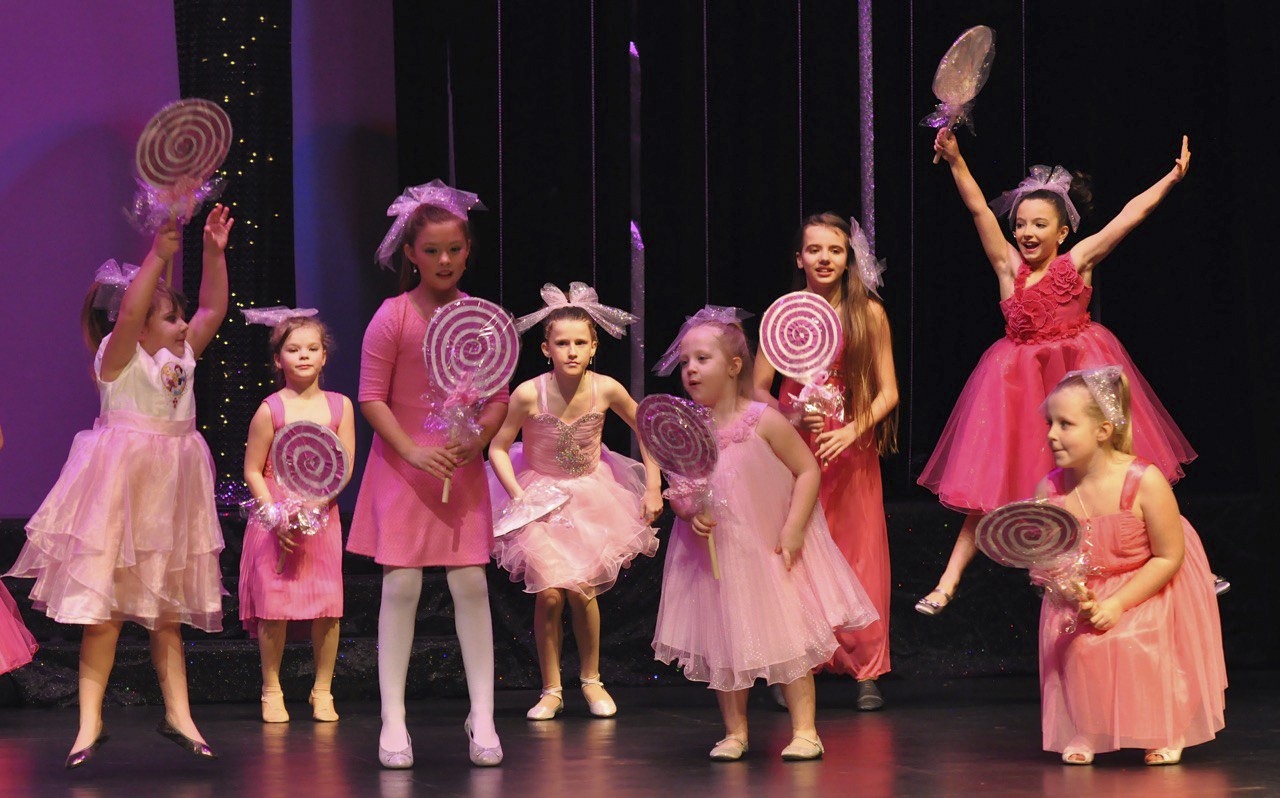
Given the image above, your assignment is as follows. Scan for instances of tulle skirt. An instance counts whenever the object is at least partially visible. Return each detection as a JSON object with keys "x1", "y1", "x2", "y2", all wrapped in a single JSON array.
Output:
[
  {"x1": 1039, "y1": 519, "x2": 1226, "y2": 753},
  {"x1": 489, "y1": 445, "x2": 659, "y2": 598},
  {"x1": 6, "y1": 414, "x2": 225, "y2": 632},
  {"x1": 918, "y1": 323, "x2": 1196, "y2": 512},
  {"x1": 0, "y1": 581, "x2": 37, "y2": 674}
]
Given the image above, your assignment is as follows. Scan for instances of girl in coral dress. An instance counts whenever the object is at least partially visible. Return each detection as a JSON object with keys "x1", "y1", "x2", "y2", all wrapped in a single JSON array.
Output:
[
  {"x1": 488, "y1": 284, "x2": 662, "y2": 721},
  {"x1": 240, "y1": 310, "x2": 354, "y2": 724},
  {"x1": 1036, "y1": 367, "x2": 1225, "y2": 765},
  {"x1": 651, "y1": 309, "x2": 878, "y2": 762},
  {"x1": 0, "y1": 423, "x2": 39, "y2": 677},
  {"x1": 754, "y1": 213, "x2": 898, "y2": 711},
  {"x1": 915, "y1": 130, "x2": 1196, "y2": 616}
]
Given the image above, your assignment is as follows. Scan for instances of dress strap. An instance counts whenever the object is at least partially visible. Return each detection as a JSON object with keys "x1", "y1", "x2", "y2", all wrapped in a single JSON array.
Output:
[
  {"x1": 324, "y1": 391, "x2": 344, "y2": 430},
  {"x1": 264, "y1": 392, "x2": 286, "y2": 430},
  {"x1": 1119, "y1": 459, "x2": 1150, "y2": 512}
]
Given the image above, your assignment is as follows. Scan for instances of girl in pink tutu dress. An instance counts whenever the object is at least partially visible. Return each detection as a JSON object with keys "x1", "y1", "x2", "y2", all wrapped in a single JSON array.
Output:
[
  {"x1": 1036, "y1": 367, "x2": 1225, "y2": 766},
  {"x1": 488, "y1": 286, "x2": 662, "y2": 721},
  {"x1": 6, "y1": 206, "x2": 233, "y2": 766},
  {"x1": 651, "y1": 310, "x2": 878, "y2": 762},
  {"x1": 240, "y1": 311, "x2": 355, "y2": 724},
  {"x1": 915, "y1": 130, "x2": 1197, "y2": 616},
  {"x1": 754, "y1": 213, "x2": 898, "y2": 711},
  {"x1": 0, "y1": 423, "x2": 39, "y2": 677},
  {"x1": 348, "y1": 182, "x2": 507, "y2": 768}
]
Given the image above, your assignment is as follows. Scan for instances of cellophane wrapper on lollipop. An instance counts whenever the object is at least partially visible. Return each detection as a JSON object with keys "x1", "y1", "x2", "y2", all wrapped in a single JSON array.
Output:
[
  {"x1": 785, "y1": 369, "x2": 846, "y2": 427},
  {"x1": 422, "y1": 371, "x2": 485, "y2": 452},
  {"x1": 240, "y1": 496, "x2": 327, "y2": 541},
  {"x1": 662, "y1": 475, "x2": 727, "y2": 521},
  {"x1": 921, "y1": 26, "x2": 996, "y2": 134},
  {"x1": 125, "y1": 175, "x2": 226, "y2": 234},
  {"x1": 1029, "y1": 545, "x2": 1100, "y2": 634}
]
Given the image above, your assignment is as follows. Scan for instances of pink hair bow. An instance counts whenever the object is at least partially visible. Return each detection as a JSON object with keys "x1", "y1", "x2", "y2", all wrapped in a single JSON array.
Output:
[
  {"x1": 849, "y1": 216, "x2": 886, "y2": 299},
  {"x1": 241, "y1": 306, "x2": 320, "y2": 327},
  {"x1": 652, "y1": 305, "x2": 754, "y2": 376},
  {"x1": 374, "y1": 179, "x2": 486, "y2": 269},
  {"x1": 514, "y1": 281, "x2": 639, "y2": 339},
  {"x1": 91, "y1": 259, "x2": 141, "y2": 321},
  {"x1": 989, "y1": 165, "x2": 1080, "y2": 231}
]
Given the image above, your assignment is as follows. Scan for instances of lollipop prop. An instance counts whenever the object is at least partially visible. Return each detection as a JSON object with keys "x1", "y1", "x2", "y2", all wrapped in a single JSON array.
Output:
[
  {"x1": 130, "y1": 99, "x2": 233, "y2": 281},
  {"x1": 422, "y1": 298, "x2": 519, "y2": 503},
  {"x1": 637, "y1": 395, "x2": 722, "y2": 579},
  {"x1": 760, "y1": 292, "x2": 845, "y2": 458},
  {"x1": 922, "y1": 25, "x2": 996, "y2": 163},
  {"x1": 976, "y1": 500, "x2": 1095, "y2": 631},
  {"x1": 264, "y1": 421, "x2": 351, "y2": 574}
]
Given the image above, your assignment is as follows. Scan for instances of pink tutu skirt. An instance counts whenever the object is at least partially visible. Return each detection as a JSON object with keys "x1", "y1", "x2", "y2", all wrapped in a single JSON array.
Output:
[
  {"x1": 919, "y1": 323, "x2": 1196, "y2": 512},
  {"x1": 489, "y1": 445, "x2": 659, "y2": 598},
  {"x1": 7, "y1": 415, "x2": 225, "y2": 632},
  {"x1": 0, "y1": 581, "x2": 37, "y2": 674}
]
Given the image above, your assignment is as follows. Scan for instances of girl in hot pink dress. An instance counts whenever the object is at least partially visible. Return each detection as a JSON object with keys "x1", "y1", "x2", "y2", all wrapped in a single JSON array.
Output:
[
  {"x1": 915, "y1": 130, "x2": 1196, "y2": 616},
  {"x1": 1036, "y1": 368, "x2": 1224, "y2": 766},
  {"x1": 0, "y1": 423, "x2": 38, "y2": 676},
  {"x1": 349, "y1": 182, "x2": 507, "y2": 768},
  {"x1": 754, "y1": 214, "x2": 898, "y2": 710},
  {"x1": 489, "y1": 286, "x2": 662, "y2": 721},
  {"x1": 240, "y1": 311, "x2": 354, "y2": 724},
  {"x1": 651, "y1": 310, "x2": 878, "y2": 762}
]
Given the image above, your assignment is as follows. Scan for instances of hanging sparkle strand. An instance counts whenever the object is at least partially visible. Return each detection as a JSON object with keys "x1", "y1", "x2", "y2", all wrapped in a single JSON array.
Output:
[
  {"x1": 907, "y1": 0, "x2": 916, "y2": 474},
  {"x1": 446, "y1": 40, "x2": 457, "y2": 186},
  {"x1": 702, "y1": 0, "x2": 711, "y2": 302},
  {"x1": 629, "y1": 41, "x2": 645, "y2": 457},
  {"x1": 797, "y1": 0, "x2": 804, "y2": 220},
  {"x1": 590, "y1": 0, "x2": 599, "y2": 283},
  {"x1": 496, "y1": 0, "x2": 506, "y2": 302},
  {"x1": 858, "y1": 0, "x2": 875, "y2": 248}
]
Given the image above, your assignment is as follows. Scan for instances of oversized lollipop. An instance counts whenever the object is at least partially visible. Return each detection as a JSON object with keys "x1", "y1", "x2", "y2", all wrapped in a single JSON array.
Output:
[
  {"x1": 922, "y1": 25, "x2": 996, "y2": 163},
  {"x1": 422, "y1": 297, "x2": 519, "y2": 502},
  {"x1": 637, "y1": 394, "x2": 722, "y2": 579},
  {"x1": 977, "y1": 500, "x2": 1094, "y2": 625},
  {"x1": 760, "y1": 292, "x2": 846, "y2": 448},
  {"x1": 269, "y1": 421, "x2": 351, "y2": 573}
]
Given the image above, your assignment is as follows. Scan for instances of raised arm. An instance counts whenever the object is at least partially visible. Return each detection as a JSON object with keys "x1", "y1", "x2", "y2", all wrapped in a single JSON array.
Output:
[
  {"x1": 100, "y1": 223, "x2": 181, "y2": 381},
  {"x1": 187, "y1": 204, "x2": 234, "y2": 358},
  {"x1": 487, "y1": 381, "x2": 536, "y2": 499},
  {"x1": 934, "y1": 128, "x2": 1019, "y2": 278},
  {"x1": 603, "y1": 375, "x2": 664, "y2": 523},
  {"x1": 1070, "y1": 136, "x2": 1190, "y2": 274}
]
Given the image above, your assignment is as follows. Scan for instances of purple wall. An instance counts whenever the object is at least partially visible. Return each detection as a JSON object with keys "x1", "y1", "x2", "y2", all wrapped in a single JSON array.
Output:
[
  {"x1": 292, "y1": 0, "x2": 398, "y2": 510},
  {"x1": 0, "y1": 6, "x2": 179, "y2": 516}
]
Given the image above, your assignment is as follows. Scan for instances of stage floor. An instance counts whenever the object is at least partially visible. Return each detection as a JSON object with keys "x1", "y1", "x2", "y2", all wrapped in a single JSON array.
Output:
[{"x1": 0, "y1": 673, "x2": 1273, "y2": 798}]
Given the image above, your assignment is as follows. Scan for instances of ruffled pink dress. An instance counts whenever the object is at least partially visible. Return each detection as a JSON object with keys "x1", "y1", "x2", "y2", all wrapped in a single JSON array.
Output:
[
  {"x1": 238, "y1": 391, "x2": 346, "y2": 636},
  {"x1": 652, "y1": 402, "x2": 878, "y2": 691},
  {"x1": 348, "y1": 293, "x2": 510, "y2": 567},
  {"x1": 0, "y1": 582, "x2": 37, "y2": 674},
  {"x1": 489, "y1": 374, "x2": 659, "y2": 598},
  {"x1": 6, "y1": 335, "x2": 225, "y2": 632},
  {"x1": 918, "y1": 253, "x2": 1196, "y2": 512},
  {"x1": 1039, "y1": 460, "x2": 1226, "y2": 754}
]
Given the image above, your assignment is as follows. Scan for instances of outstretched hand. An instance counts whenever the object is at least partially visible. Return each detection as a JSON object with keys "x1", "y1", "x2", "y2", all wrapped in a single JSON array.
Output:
[
  {"x1": 1170, "y1": 135, "x2": 1191, "y2": 183},
  {"x1": 203, "y1": 203, "x2": 234, "y2": 252},
  {"x1": 934, "y1": 127, "x2": 961, "y2": 164}
]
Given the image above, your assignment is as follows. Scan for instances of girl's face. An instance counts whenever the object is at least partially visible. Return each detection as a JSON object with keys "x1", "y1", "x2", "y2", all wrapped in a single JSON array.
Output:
[
  {"x1": 275, "y1": 325, "x2": 327, "y2": 387},
  {"x1": 1045, "y1": 385, "x2": 1110, "y2": 469},
  {"x1": 795, "y1": 224, "x2": 849, "y2": 293},
  {"x1": 404, "y1": 219, "x2": 470, "y2": 292},
  {"x1": 542, "y1": 319, "x2": 597, "y2": 377},
  {"x1": 1013, "y1": 198, "x2": 1068, "y2": 265},
  {"x1": 138, "y1": 296, "x2": 188, "y2": 357},
  {"x1": 679, "y1": 325, "x2": 741, "y2": 407}
]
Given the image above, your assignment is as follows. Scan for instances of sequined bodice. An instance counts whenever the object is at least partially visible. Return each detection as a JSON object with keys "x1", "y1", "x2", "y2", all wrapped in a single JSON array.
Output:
[
  {"x1": 520, "y1": 374, "x2": 605, "y2": 478},
  {"x1": 999, "y1": 253, "x2": 1093, "y2": 344}
]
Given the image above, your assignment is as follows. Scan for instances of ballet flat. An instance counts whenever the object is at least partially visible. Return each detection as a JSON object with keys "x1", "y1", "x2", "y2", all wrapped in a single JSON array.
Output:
[
  {"x1": 379, "y1": 732, "x2": 413, "y2": 769},
  {"x1": 526, "y1": 686, "x2": 564, "y2": 721},
  {"x1": 579, "y1": 674, "x2": 617, "y2": 718},
  {"x1": 65, "y1": 726, "x2": 109, "y2": 769},
  {"x1": 465, "y1": 719, "x2": 503, "y2": 767},
  {"x1": 156, "y1": 718, "x2": 218, "y2": 760},
  {"x1": 261, "y1": 689, "x2": 289, "y2": 723},
  {"x1": 780, "y1": 735, "x2": 824, "y2": 761},
  {"x1": 309, "y1": 689, "x2": 339, "y2": 722},
  {"x1": 709, "y1": 736, "x2": 748, "y2": 761}
]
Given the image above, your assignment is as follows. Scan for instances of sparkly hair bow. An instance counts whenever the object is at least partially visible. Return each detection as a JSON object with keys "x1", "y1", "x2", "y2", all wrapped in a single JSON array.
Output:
[
  {"x1": 848, "y1": 216, "x2": 886, "y2": 299},
  {"x1": 374, "y1": 179, "x2": 487, "y2": 268},
  {"x1": 514, "y1": 282, "x2": 639, "y2": 339},
  {"x1": 989, "y1": 165, "x2": 1080, "y2": 232},
  {"x1": 91, "y1": 259, "x2": 141, "y2": 321},
  {"x1": 241, "y1": 306, "x2": 320, "y2": 327},
  {"x1": 652, "y1": 305, "x2": 754, "y2": 376},
  {"x1": 1064, "y1": 365, "x2": 1127, "y2": 427}
]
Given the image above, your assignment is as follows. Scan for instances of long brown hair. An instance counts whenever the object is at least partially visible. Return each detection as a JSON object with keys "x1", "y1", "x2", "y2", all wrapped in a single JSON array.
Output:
[
  {"x1": 794, "y1": 213, "x2": 898, "y2": 455},
  {"x1": 396, "y1": 204, "x2": 474, "y2": 293}
]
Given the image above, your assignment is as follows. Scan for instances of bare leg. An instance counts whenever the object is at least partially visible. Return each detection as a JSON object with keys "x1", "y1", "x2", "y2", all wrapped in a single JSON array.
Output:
[
  {"x1": 921, "y1": 513, "x2": 981, "y2": 608},
  {"x1": 529, "y1": 589, "x2": 566, "y2": 715},
  {"x1": 446, "y1": 566, "x2": 499, "y2": 749},
  {"x1": 378, "y1": 566, "x2": 422, "y2": 752},
  {"x1": 258, "y1": 619, "x2": 289, "y2": 722},
  {"x1": 71, "y1": 621, "x2": 122, "y2": 753},
  {"x1": 310, "y1": 617, "x2": 340, "y2": 721},
  {"x1": 566, "y1": 592, "x2": 610, "y2": 705},
  {"x1": 779, "y1": 675, "x2": 818, "y2": 738},
  {"x1": 150, "y1": 623, "x2": 206, "y2": 744},
  {"x1": 716, "y1": 688, "x2": 750, "y2": 743}
]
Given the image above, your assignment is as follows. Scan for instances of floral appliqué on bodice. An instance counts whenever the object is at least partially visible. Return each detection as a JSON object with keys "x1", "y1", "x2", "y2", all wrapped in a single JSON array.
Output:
[
  {"x1": 715, "y1": 403, "x2": 765, "y2": 448},
  {"x1": 999, "y1": 253, "x2": 1093, "y2": 344}
]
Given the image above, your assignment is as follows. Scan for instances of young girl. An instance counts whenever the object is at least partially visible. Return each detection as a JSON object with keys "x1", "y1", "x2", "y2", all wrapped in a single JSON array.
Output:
[
  {"x1": 1037, "y1": 367, "x2": 1225, "y2": 765},
  {"x1": 6, "y1": 205, "x2": 233, "y2": 766},
  {"x1": 348, "y1": 181, "x2": 506, "y2": 768},
  {"x1": 754, "y1": 214, "x2": 898, "y2": 711},
  {"x1": 915, "y1": 130, "x2": 1197, "y2": 615},
  {"x1": 651, "y1": 309, "x2": 878, "y2": 761},
  {"x1": 488, "y1": 285, "x2": 662, "y2": 721},
  {"x1": 240, "y1": 310, "x2": 354, "y2": 724}
]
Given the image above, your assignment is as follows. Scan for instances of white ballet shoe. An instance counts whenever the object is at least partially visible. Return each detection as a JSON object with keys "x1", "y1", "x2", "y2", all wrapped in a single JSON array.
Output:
[
  {"x1": 579, "y1": 675, "x2": 617, "y2": 718},
  {"x1": 526, "y1": 686, "x2": 564, "y2": 721}
]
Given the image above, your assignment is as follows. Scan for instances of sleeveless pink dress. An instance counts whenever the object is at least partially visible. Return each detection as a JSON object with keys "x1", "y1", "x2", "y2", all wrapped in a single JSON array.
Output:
[
  {"x1": 918, "y1": 253, "x2": 1196, "y2": 512},
  {"x1": 1039, "y1": 460, "x2": 1226, "y2": 754},
  {"x1": 0, "y1": 582, "x2": 37, "y2": 674},
  {"x1": 652, "y1": 402, "x2": 878, "y2": 691},
  {"x1": 780, "y1": 348, "x2": 891, "y2": 681},
  {"x1": 488, "y1": 374, "x2": 659, "y2": 598},
  {"x1": 238, "y1": 391, "x2": 346, "y2": 636}
]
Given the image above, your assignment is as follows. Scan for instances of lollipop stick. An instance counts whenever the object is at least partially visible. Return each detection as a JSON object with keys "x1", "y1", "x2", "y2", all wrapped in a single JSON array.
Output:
[
  {"x1": 932, "y1": 125, "x2": 948, "y2": 164},
  {"x1": 707, "y1": 531, "x2": 721, "y2": 581},
  {"x1": 166, "y1": 209, "x2": 176, "y2": 284},
  {"x1": 276, "y1": 549, "x2": 288, "y2": 575},
  {"x1": 442, "y1": 475, "x2": 452, "y2": 504}
]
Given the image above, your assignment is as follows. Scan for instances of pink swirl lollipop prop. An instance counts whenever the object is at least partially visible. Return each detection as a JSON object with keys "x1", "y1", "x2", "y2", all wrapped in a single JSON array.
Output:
[
  {"x1": 270, "y1": 421, "x2": 350, "y2": 573},
  {"x1": 422, "y1": 297, "x2": 519, "y2": 502},
  {"x1": 136, "y1": 99, "x2": 232, "y2": 191},
  {"x1": 923, "y1": 25, "x2": 997, "y2": 163},
  {"x1": 760, "y1": 292, "x2": 842, "y2": 381},
  {"x1": 975, "y1": 500, "x2": 1081, "y2": 568},
  {"x1": 637, "y1": 394, "x2": 721, "y2": 578}
]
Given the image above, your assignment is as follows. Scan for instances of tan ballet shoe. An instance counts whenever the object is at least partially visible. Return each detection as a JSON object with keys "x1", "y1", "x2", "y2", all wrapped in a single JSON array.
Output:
[
  {"x1": 709, "y1": 736, "x2": 748, "y2": 761},
  {"x1": 309, "y1": 689, "x2": 339, "y2": 722},
  {"x1": 780, "y1": 734, "x2": 824, "y2": 761},
  {"x1": 261, "y1": 689, "x2": 289, "y2": 723}
]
